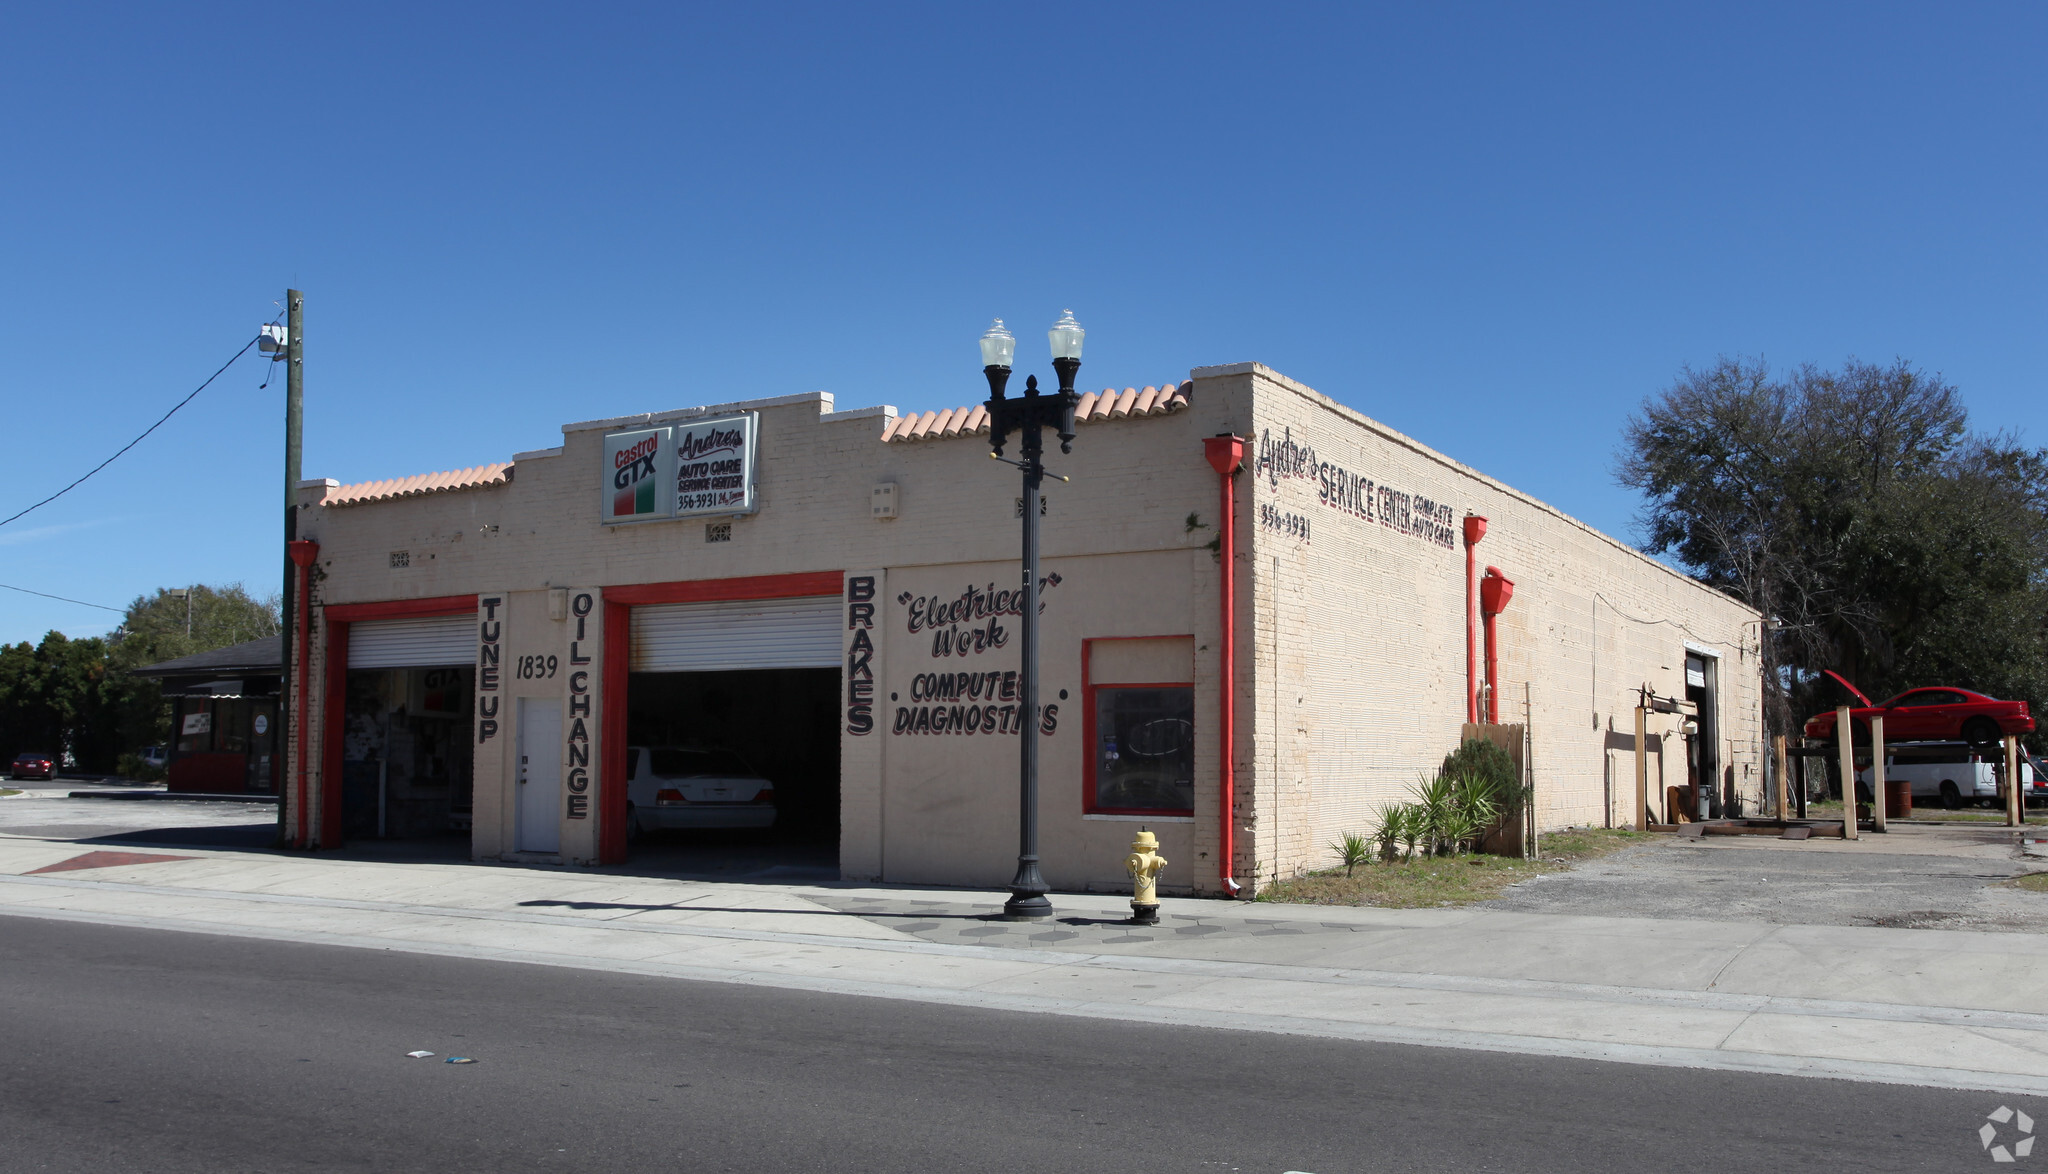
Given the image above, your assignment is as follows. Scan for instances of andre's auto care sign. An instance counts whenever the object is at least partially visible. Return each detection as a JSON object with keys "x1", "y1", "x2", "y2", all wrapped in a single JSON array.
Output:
[
  {"x1": 672, "y1": 413, "x2": 756, "y2": 517},
  {"x1": 601, "y1": 413, "x2": 758, "y2": 524},
  {"x1": 603, "y1": 427, "x2": 673, "y2": 523}
]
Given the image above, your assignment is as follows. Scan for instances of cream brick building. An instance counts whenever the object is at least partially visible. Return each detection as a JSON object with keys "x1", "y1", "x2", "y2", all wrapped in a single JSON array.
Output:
[{"x1": 282, "y1": 362, "x2": 1760, "y2": 894}]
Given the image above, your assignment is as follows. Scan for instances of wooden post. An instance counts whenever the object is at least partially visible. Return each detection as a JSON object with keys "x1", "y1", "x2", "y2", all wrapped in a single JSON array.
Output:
[
  {"x1": 1870, "y1": 715, "x2": 1887, "y2": 833},
  {"x1": 1835, "y1": 704, "x2": 1858, "y2": 840},
  {"x1": 1773, "y1": 735, "x2": 1789, "y2": 820},
  {"x1": 1795, "y1": 746, "x2": 1808, "y2": 819},
  {"x1": 2008, "y1": 735, "x2": 2024, "y2": 828},
  {"x1": 1525, "y1": 681, "x2": 1538, "y2": 859},
  {"x1": 1635, "y1": 701, "x2": 1650, "y2": 830}
]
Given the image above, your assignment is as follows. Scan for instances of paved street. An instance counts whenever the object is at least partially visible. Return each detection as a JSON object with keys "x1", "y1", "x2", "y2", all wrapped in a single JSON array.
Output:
[
  {"x1": 1493, "y1": 824, "x2": 2048, "y2": 932},
  {"x1": 0, "y1": 789, "x2": 276, "y2": 850},
  {"x1": 0, "y1": 916, "x2": 2011, "y2": 1173}
]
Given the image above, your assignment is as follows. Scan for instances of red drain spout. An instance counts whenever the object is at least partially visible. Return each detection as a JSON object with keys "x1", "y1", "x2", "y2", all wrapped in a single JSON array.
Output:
[
  {"x1": 1203, "y1": 435, "x2": 1246, "y2": 896},
  {"x1": 287, "y1": 540, "x2": 319, "y2": 848}
]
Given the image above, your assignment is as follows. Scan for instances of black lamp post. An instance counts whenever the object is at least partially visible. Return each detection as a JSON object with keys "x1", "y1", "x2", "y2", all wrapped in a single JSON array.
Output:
[{"x1": 981, "y1": 311, "x2": 1084, "y2": 920}]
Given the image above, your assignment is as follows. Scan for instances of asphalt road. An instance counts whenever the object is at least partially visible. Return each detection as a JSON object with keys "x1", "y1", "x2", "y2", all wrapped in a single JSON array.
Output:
[
  {"x1": 0, "y1": 789, "x2": 277, "y2": 850},
  {"x1": 0, "y1": 916, "x2": 2016, "y2": 1173}
]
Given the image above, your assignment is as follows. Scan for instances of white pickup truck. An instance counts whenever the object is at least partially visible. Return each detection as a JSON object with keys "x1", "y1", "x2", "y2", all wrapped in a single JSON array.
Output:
[{"x1": 1855, "y1": 742, "x2": 2039, "y2": 809}]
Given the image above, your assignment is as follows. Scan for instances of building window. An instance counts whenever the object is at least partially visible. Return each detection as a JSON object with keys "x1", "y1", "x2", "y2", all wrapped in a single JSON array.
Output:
[{"x1": 1087, "y1": 685, "x2": 1195, "y2": 814}]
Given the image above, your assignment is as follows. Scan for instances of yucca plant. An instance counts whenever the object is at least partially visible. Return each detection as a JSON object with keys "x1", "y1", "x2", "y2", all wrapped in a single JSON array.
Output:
[
  {"x1": 1411, "y1": 770, "x2": 1456, "y2": 854},
  {"x1": 1331, "y1": 830, "x2": 1373, "y2": 877},
  {"x1": 1436, "y1": 804, "x2": 1485, "y2": 855},
  {"x1": 1399, "y1": 805, "x2": 1424, "y2": 861},
  {"x1": 1451, "y1": 771, "x2": 1502, "y2": 829},
  {"x1": 1372, "y1": 802, "x2": 1409, "y2": 862}
]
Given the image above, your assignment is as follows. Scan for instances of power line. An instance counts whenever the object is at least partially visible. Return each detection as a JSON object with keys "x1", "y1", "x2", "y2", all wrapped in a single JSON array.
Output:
[
  {"x1": 0, "y1": 581, "x2": 124, "y2": 614},
  {"x1": 0, "y1": 335, "x2": 259, "y2": 531},
  {"x1": 1594, "y1": 592, "x2": 1752, "y2": 649}
]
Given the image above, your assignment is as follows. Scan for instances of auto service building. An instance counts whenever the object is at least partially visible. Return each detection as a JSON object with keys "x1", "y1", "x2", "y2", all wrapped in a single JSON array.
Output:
[{"x1": 282, "y1": 362, "x2": 1762, "y2": 893}]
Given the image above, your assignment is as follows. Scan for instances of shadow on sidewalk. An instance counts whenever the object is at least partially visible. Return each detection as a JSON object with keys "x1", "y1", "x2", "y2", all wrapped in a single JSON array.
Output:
[{"x1": 517, "y1": 897, "x2": 1158, "y2": 930}]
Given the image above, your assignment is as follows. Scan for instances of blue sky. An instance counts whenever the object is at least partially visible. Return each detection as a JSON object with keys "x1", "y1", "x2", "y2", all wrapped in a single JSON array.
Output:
[{"x1": 2, "y1": 2, "x2": 2043, "y2": 645}]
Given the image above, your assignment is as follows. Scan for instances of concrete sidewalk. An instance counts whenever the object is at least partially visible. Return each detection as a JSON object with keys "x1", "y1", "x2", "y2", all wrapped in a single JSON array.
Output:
[{"x1": 4, "y1": 831, "x2": 2047, "y2": 1095}]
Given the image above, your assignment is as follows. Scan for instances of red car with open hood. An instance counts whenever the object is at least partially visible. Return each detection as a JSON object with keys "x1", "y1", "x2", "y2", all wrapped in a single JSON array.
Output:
[{"x1": 1803, "y1": 672, "x2": 2034, "y2": 747}]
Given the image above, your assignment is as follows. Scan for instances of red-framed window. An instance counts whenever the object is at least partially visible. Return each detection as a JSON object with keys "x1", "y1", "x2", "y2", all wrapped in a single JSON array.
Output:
[{"x1": 1082, "y1": 636, "x2": 1196, "y2": 816}]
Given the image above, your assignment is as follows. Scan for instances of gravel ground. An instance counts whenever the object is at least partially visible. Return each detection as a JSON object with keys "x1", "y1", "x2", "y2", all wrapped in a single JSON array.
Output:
[{"x1": 1495, "y1": 822, "x2": 2048, "y2": 931}]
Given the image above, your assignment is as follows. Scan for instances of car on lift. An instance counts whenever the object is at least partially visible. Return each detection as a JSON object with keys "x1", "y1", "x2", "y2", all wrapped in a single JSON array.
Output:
[
  {"x1": 10, "y1": 751, "x2": 55, "y2": 780},
  {"x1": 1802, "y1": 672, "x2": 2035, "y2": 749},
  {"x1": 623, "y1": 745, "x2": 777, "y2": 839}
]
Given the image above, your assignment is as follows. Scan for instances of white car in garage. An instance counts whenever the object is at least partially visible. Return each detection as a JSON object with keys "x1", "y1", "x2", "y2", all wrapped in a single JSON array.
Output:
[{"x1": 624, "y1": 746, "x2": 777, "y2": 837}]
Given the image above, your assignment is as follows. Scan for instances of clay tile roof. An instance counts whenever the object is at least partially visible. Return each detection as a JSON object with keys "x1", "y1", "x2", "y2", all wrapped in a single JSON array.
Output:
[
  {"x1": 882, "y1": 380, "x2": 1192, "y2": 444},
  {"x1": 323, "y1": 462, "x2": 513, "y2": 507}
]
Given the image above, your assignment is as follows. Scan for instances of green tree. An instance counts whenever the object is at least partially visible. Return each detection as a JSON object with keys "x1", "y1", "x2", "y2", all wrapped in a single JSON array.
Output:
[
  {"x1": 1619, "y1": 357, "x2": 2048, "y2": 743},
  {"x1": 0, "y1": 584, "x2": 279, "y2": 770},
  {"x1": 105, "y1": 584, "x2": 280, "y2": 754},
  {"x1": 0, "y1": 632, "x2": 123, "y2": 769}
]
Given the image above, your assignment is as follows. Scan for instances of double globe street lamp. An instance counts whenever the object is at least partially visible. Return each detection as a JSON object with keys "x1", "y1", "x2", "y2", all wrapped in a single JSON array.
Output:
[{"x1": 980, "y1": 310, "x2": 1085, "y2": 919}]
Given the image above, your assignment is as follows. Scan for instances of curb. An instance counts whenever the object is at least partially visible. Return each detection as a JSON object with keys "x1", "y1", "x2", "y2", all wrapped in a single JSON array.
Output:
[{"x1": 66, "y1": 791, "x2": 279, "y2": 805}]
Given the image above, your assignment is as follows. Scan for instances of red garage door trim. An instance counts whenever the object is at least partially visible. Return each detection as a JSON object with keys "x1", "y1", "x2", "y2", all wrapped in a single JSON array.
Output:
[
  {"x1": 316, "y1": 594, "x2": 479, "y2": 849},
  {"x1": 604, "y1": 571, "x2": 844, "y2": 608},
  {"x1": 598, "y1": 571, "x2": 843, "y2": 865},
  {"x1": 325, "y1": 594, "x2": 479, "y2": 622}
]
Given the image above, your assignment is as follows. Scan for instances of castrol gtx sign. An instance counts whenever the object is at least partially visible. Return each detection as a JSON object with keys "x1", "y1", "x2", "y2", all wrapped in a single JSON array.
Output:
[
  {"x1": 600, "y1": 412, "x2": 758, "y2": 524},
  {"x1": 602, "y1": 426, "x2": 673, "y2": 522}
]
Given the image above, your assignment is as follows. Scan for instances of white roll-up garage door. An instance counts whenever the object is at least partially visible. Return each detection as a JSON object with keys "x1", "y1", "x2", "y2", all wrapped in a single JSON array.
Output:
[
  {"x1": 347, "y1": 615, "x2": 477, "y2": 668},
  {"x1": 631, "y1": 596, "x2": 840, "y2": 673}
]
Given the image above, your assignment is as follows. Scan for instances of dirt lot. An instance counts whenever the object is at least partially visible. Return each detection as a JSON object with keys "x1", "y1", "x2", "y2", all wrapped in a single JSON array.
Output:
[{"x1": 1490, "y1": 821, "x2": 2048, "y2": 932}]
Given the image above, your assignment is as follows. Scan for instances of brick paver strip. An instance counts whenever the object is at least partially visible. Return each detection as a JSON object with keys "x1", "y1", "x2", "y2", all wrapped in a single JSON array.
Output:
[{"x1": 28, "y1": 851, "x2": 196, "y2": 875}]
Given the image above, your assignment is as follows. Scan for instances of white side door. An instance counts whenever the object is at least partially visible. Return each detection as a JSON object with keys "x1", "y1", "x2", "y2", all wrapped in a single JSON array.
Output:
[{"x1": 516, "y1": 698, "x2": 562, "y2": 853}]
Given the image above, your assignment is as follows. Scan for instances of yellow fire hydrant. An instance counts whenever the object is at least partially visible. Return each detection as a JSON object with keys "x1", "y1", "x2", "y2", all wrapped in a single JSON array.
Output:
[{"x1": 1125, "y1": 828, "x2": 1168, "y2": 924}]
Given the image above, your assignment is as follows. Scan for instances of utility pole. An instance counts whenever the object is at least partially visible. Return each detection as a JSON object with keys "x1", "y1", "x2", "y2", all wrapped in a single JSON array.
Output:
[
  {"x1": 278, "y1": 290, "x2": 303, "y2": 844},
  {"x1": 167, "y1": 587, "x2": 192, "y2": 639}
]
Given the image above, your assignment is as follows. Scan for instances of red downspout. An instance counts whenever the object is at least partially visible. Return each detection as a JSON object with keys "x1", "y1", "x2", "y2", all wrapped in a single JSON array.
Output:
[
  {"x1": 1480, "y1": 566, "x2": 1515, "y2": 725},
  {"x1": 321, "y1": 618, "x2": 348, "y2": 847},
  {"x1": 1462, "y1": 516, "x2": 1488, "y2": 724},
  {"x1": 1204, "y1": 435, "x2": 1246, "y2": 897},
  {"x1": 599, "y1": 599, "x2": 631, "y2": 866},
  {"x1": 286, "y1": 540, "x2": 318, "y2": 849}
]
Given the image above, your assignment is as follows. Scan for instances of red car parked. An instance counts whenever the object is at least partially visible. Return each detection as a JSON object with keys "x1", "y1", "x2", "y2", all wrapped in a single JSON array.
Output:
[
  {"x1": 9, "y1": 751, "x2": 55, "y2": 780},
  {"x1": 1803, "y1": 672, "x2": 2035, "y2": 747}
]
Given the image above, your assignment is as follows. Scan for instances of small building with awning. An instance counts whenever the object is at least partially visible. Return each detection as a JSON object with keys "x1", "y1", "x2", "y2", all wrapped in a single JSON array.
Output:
[{"x1": 131, "y1": 635, "x2": 282, "y2": 794}]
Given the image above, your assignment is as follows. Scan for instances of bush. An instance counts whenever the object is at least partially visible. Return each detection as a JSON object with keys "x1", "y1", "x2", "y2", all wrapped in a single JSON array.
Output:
[
  {"x1": 1441, "y1": 737, "x2": 1524, "y2": 818},
  {"x1": 117, "y1": 753, "x2": 166, "y2": 782}
]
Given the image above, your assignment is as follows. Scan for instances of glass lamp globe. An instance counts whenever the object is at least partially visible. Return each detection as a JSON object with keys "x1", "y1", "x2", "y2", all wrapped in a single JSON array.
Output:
[
  {"x1": 979, "y1": 319, "x2": 1017, "y2": 369},
  {"x1": 1048, "y1": 310, "x2": 1084, "y2": 361}
]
